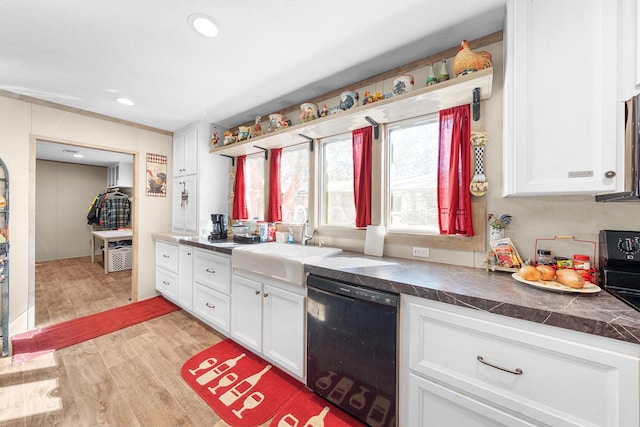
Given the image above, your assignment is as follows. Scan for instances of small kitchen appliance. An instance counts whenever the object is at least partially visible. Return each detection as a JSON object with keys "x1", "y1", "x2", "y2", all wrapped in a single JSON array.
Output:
[
  {"x1": 599, "y1": 230, "x2": 640, "y2": 312},
  {"x1": 209, "y1": 214, "x2": 228, "y2": 240}
]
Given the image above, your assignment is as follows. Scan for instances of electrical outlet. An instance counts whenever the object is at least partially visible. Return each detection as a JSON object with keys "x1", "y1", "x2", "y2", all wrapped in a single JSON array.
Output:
[{"x1": 412, "y1": 247, "x2": 430, "y2": 258}]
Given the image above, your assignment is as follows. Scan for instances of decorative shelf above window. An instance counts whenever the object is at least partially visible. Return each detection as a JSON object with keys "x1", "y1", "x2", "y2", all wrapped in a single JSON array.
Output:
[{"x1": 210, "y1": 67, "x2": 493, "y2": 158}]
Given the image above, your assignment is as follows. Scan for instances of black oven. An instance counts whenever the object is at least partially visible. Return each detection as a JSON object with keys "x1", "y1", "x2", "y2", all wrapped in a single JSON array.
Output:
[
  {"x1": 599, "y1": 230, "x2": 640, "y2": 312},
  {"x1": 306, "y1": 274, "x2": 398, "y2": 427}
]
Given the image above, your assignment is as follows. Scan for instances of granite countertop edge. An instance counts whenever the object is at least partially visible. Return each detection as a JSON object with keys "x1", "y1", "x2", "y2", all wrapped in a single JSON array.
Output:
[
  {"x1": 166, "y1": 238, "x2": 640, "y2": 346},
  {"x1": 302, "y1": 254, "x2": 640, "y2": 346}
]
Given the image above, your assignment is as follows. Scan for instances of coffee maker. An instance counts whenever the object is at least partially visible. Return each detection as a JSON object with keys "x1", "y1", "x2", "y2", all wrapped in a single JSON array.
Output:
[{"x1": 209, "y1": 214, "x2": 228, "y2": 240}]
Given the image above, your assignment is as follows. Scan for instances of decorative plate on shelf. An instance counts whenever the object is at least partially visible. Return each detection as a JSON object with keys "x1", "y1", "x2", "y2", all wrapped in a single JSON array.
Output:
[{"x1": 512, "y1": 273, "x2": 601, "y2": 294}]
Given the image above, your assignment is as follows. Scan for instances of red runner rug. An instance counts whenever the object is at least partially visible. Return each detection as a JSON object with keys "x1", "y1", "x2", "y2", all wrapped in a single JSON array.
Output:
[
  {"x1": 181, "y1": 339, "x2": 305, "y2": 427},
  {"x1": 269, "y1": 388, "x2": 367, "y2": 427},
  {"x1": 11, "y1": 296, "x2": 179, "y2": 364}
]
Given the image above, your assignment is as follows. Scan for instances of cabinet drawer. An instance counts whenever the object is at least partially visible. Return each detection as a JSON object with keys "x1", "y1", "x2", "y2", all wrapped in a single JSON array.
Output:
[
  {"x1": 406, "y1": 372, "x2": 536, "y2": 427},
  {"x1": 155, "y1": 242, "x2": 178, "y2": 272},
  {"x1": 193, "y1": 283, "x2": 230, "y2": 334},
  {"x1": 155, "y1": 267, "x2": 178, "y2": 302},
  {"x1": 194, "y1": 249, "x2": 230, "y2": 294},
  {"x1": 405, "y1": 297, "x2": 640, "y2": 427}
]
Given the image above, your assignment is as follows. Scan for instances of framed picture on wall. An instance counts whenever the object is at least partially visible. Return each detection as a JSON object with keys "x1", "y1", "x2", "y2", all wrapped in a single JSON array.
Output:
[{"x1": 146, "y1": 153, "x2": 167, "y2": 197}]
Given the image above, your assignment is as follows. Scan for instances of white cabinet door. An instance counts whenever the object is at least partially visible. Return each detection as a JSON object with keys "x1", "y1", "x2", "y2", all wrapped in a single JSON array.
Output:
[
  {"x1": 503, "y1": 0, "x2": 623, "y2": 195},
  {"x1": 173, "y1": 127, "x2": 198, "y2": 177},
  {"x1": 172, "y1": 175, "x2": 197, "y2": 232},
  {"x1": 178, "y1": 245, "x2": 193, "y2": 310},
  {"x1": 230, "y1": 274, "x2": 263, "y2": 352},
  {"x1": 183, "y1": 127, "x2": 198, "y2": 176},
  {"x1": 262, "y1": 282, "x2": 305, "y2": 379}
]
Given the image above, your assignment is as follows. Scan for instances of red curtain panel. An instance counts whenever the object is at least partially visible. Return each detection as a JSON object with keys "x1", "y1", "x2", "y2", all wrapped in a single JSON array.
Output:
[
  {"x1": 352, "y1": 127, "x2": 372, "y2": 228},
  {"x1": 232, "y1": 155, "x2": 249, "y2": 220},
  {"x1": 267, "y1": 148, "x2": 282, "y2": 222},
  {"x1": 438, "y1": 105, "x2": 474, "y2": 236}
]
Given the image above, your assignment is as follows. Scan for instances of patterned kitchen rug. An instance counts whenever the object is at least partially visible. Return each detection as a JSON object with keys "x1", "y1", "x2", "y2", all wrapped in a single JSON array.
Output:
[
  {"x1": 11, "y1": 296, "x2": 179, "y2": 364},
  {"x1": 269, "y1": 387, "x2": 367, "y2": 427},
  {"x1": 181, "y1": 339, "x2": 305, "y2": 427}
]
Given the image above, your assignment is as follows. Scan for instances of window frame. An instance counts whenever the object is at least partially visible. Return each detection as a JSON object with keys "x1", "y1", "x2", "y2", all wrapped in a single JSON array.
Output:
[{"x1": 385, "y1": 114, "x2": 440, "y2": 235}]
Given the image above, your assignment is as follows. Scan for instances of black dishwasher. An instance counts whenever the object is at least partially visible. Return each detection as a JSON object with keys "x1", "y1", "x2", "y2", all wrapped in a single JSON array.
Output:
[{"x1": 306, "y1": 274, "x2": 398, "y2": 427}]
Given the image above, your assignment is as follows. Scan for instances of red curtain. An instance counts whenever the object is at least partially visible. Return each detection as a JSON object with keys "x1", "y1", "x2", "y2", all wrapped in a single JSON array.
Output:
[
  {"x1": 232, "y1": 155, "x2": 249, "y2": 220},
  {"x1": 352, "y1": 127, "x2": 372, "y2": 228},
  {"x1": 267, "y1": 148, "x2": 282, "y2": 222},
  {"x1": 438, "y1": 105, "x2": 474, "y2": 236}
]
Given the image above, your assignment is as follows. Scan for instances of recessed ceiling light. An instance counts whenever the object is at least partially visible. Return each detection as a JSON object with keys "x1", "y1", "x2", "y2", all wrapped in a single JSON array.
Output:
[
  {"x1": 188, "y1": 13, "x2": 219, "y2": 37},
  {"x1": 115, "y1": 97, "x2": 135, "y2": 106}
]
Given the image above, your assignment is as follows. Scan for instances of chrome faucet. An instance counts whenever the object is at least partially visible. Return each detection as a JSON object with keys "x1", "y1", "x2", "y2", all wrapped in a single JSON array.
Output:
[{"x1": 302, "y1": 220, "x2": 317, "y2": 246}]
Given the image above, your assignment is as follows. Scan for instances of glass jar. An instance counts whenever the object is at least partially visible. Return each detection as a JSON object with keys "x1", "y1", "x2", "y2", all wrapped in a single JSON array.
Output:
[
  {"x1": 573, "y1": 254, "x2": 592, "y2": 282},
  {"x1": 537, "y1": 249, "x2": 553, "y2": 265}
]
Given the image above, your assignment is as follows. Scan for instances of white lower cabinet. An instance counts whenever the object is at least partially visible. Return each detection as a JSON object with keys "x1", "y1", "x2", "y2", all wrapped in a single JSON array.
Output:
[
  {"x1": 155, "y1": 266, "x2": 178, "y2": 302},
  {"x1": 155, "y1": 241, "x2": 179, "y2": 302},
  {"x1": 400, "y1": 295, "x2": 640, "y2": 427},
  {"x1": 231, "y1": 270, "x2": 306, "y2": 380},
  {"x1": 193, "y1": 283, "x2": 230, "y2": 333},
  {"x1": 192, "y1": 248, "x2": 231, "y2": 334}
]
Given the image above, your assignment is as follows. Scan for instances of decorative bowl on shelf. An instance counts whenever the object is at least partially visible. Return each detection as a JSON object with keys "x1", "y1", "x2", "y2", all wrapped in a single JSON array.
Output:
[
  {"x1": 299, "y1": 103, "x2": 318, "y2": 123},
  {"x1": 392, "y1": 74, "x2": 414, "y2": 95},
  {"x1": 339, "y1": 91, "x2": 359, "y2": 111}
]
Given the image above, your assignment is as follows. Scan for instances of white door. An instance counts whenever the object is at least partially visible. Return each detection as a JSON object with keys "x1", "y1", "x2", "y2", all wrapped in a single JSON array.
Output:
[
  {"x1": 262, "y1": 283, "x2": 305, "y2": 379},
  {"x1": 230, "y1": 274, "x2": 263, "y2": 352}
]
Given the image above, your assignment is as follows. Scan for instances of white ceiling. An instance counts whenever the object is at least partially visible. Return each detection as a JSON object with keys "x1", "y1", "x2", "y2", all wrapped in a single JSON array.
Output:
[{"x1": 1, "y1": 0, "x2": 505, "y2": 139}]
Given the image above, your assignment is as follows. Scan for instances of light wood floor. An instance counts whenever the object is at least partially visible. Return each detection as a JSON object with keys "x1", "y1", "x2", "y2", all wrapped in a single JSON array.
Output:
[{"x1": 0, "y1": 256, "x2": 270, "y2": 426}]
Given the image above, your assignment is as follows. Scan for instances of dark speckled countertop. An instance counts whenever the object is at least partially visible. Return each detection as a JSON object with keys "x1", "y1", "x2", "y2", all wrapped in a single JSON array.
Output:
[{"x1": 175, "y1": 238, "x2": 640, "y2": 346}]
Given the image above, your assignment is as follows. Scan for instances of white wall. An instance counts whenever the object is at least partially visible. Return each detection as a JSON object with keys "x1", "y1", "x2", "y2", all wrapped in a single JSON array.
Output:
[
  {"x1": 0, "y1": 96, "x2": 173, "y2": 336},
  {"x1": 35, "y1": 160, "x2": 108, "y2": 262}
]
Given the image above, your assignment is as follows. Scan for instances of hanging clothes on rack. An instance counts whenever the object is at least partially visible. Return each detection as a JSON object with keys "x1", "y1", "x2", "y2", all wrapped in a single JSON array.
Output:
[
  {"x1": 86, "y1": 190, "x2": 131, "y2": 229},
  {"x1": 101, "y1": 192, "x2": 131, "y2": 230}
]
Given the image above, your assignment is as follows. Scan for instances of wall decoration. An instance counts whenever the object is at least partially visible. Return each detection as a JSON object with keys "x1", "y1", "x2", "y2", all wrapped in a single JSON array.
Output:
[{"x1": 146, "y1": 153, "x2": 167, "y2": 197}]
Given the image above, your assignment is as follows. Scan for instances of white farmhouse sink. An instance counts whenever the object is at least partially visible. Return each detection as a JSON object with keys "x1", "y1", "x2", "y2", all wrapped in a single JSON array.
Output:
[{"x1": 232, "y1": 242, "x2": 342, "y2": 286}]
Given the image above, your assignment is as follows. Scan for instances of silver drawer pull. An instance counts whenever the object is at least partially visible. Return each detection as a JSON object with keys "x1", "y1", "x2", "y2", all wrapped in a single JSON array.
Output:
[
  {"x1": 163, "y1": 254, "x2": 170, "y2": 258},
  {"x1": 162, "y1": 280, "x2": 170, "y2": 285},
  {"x1": 205, "y1": 268, "x2": 216, "y2": 274},
  {"x1": 477, "y1": 355, "x2": 523, "y2": 375},
  {"x1": 205, "y1": 302, "x2": 215, "y2": 309}
]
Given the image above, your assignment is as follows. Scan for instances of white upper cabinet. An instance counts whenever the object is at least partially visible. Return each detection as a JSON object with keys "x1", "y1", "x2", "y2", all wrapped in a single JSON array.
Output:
[
  {"x1": 503, "y1": 0, "x2": 630, "y2": 196},
  {"x1": 107, "y1": 162, "x2": 133, "y2": 188},
  {"x1": 173, "y1": 127, "x2": 198, "y2": 177}
]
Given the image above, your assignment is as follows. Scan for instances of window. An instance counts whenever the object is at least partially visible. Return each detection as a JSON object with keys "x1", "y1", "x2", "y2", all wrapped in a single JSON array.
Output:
[
  {"x1": 280, "y1": 145, "x2": 310, "y2": 223},
  {"x1": 387, "y1": 116, "x2": 439, "y2": 233},
  {"x1": 245, "y1": 154, "x2": 265, "y2": 220},
  {"x1": 321, "y1": 134, "x2": 355, "y2": 226}
]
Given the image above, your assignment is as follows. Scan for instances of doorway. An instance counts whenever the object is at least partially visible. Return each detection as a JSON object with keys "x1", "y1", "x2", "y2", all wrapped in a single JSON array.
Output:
[{"x1": 33, "y1": 139, "x2": 137, "y2": 327}]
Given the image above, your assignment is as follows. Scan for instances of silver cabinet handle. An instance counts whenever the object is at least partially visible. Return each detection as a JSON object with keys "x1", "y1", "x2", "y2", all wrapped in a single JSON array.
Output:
[
  {"x1": 254, "y1": 290, "x2": 260, "y2": 295},
  {"x1": 205, "y1": 268, "x2": 215, "y2": 273},
  {"x1": 163, "y1": 254, "x2": 170, "y2": 258},
  {"x1": 205, "y1": 302, "x2": 215, "y2": 309},
  {"x1": 162, "y1": 280, "x2": 170, "y2": 285},
  {"x1": 263, "y1": 293, "x2": 269, "y2": 298},
  {"x1": 477, "y1": 355, "x2": 523, "y2": 375}
]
